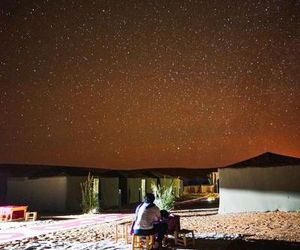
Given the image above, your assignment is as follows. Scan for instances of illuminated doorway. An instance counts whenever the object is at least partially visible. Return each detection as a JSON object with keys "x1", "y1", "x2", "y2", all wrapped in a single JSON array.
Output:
[{"x1": 141, "y1": 179, "x2": 146, "y2": 201}]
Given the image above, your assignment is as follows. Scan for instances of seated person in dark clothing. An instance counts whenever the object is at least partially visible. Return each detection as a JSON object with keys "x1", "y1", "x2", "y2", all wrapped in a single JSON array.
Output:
[
  {"x1": 133, "y1": 193, "x2": 168, "y2": 249},
  {"x1": 160, "y1": 209, "x2": 180, "y2": 234},
  {"x1": 160, "y1": 209, "x2": 170, "y2": 221}
]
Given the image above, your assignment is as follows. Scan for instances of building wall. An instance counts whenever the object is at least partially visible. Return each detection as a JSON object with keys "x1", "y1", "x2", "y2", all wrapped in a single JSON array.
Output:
[
  {"x1": 0, "y1": 173, "x2": 8, "y2": 205},
  {"x1": 146, "y1": 178, "x2": 157, "y2": 194},
  {"x1": 219, "y1": 165, "x2": 300, "y2": 213},
  {"x1": 127, "y1": 178, "x2": 165, "y2": 204},
  {"x1": 66, "y1": 176, "x2": 85, "y2": 212},
  {"x1": 100, "y1": 177, "x2": 119, "y2": 209},
  {"x1": 127, "y1": 178, "x2": 142, "y2": 204},
  {"x1": 6, "y1": 176, "x2": 67, "y2": 212}
]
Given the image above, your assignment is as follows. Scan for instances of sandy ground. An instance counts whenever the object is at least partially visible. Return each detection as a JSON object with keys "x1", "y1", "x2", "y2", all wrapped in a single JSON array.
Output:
[
  {"x1": 176, "y1": 210, "x2": 300, "y2": 242},
  {"x1": 0, "y1": 209, "x2": 299, "y2": 249}
]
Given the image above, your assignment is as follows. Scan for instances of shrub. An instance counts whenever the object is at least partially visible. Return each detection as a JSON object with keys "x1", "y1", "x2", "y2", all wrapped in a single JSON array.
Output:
[
  {"x1": 80, "y1": 172, "x2": 99, "y2": 214},
  {"x1": 151, "y1": 178, "x2": 176, "y2": 211}
]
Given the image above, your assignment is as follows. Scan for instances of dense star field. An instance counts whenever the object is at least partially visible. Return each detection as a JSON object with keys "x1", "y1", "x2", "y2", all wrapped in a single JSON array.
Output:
[{"x1": 0, "y1": 0, "x2": 299, "y2": 169}]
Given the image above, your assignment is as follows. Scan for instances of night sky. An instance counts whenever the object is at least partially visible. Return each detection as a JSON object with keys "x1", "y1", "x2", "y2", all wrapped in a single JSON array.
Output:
[{"x1": 0, "y1": 0, "x2": 299, "y2": 169}]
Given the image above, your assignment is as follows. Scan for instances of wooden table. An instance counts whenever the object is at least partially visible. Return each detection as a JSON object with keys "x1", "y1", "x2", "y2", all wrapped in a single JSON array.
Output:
[
  {"x1": 115, "y1": 219, "x2": 133, "y2": 244},
  {"x1": 0, "y1": 206, "x2": 28, "y2": 221}
]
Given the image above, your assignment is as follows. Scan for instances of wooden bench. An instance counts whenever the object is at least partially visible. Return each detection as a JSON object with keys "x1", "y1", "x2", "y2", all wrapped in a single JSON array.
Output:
[{"x1": 0, "y1": 206, "x2": 28, "y2": 221}]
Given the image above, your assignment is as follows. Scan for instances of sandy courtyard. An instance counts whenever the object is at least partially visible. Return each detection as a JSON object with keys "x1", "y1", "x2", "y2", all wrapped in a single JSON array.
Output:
[
  {"x1": 177, "y1": 210, "x2": 300, "y2": 242},
  {"x1": 0, "y1": 209, "x2": 299, "y2": 249}
]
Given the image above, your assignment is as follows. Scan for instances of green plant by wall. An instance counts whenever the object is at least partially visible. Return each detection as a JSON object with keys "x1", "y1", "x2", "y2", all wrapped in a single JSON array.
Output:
[
  {"x1": 151, "y1": 178, "x2": 176, "y2": 211},
  {"x1": 80, "y1": 172, "x2": 99, "y2": 214}
]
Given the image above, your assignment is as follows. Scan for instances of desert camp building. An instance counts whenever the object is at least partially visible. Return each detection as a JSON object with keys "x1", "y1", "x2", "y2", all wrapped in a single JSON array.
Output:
[
  {"x1": 0, "y1": 164, "x2": 215, "y2": 213},
  {"x1": 2, "y1": 152, "x2": 298, "y2": 214},
  {"x1": 218, "y1": 152, "x2": 300, "y2": 213}
]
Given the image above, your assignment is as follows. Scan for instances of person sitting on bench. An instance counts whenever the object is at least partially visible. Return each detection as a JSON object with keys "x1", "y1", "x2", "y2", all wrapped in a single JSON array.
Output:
[{"x1": 132, "y1": 193, "x2": 168, "y2": 249}]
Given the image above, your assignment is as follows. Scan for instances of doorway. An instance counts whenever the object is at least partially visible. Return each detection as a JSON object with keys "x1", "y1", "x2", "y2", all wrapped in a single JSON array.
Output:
[{"x1": 119, "y1": 177, "x2": 128, "y2": 205}]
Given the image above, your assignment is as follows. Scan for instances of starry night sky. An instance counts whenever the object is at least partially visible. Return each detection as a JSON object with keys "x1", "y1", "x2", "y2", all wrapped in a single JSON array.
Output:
[{"x1": 0, "y1": 0, "x2": 299, "y2": 169}]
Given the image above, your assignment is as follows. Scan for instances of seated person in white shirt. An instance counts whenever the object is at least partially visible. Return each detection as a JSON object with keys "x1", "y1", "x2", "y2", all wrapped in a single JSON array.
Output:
[{"x1": 133, "y1": 193, "x2": 168, "y2": 249}]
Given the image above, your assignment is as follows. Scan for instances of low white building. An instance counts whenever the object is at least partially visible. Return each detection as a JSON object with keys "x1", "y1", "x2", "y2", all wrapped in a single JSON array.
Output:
[
  {"x1": 219, "y1": 152, "x2": 300, "y2": 213},
  {"x1": 1, "y1": 165, "x2": 184, "y2": 213},
  {"x1": 6, "y1": 175, "x2": 83, "y2": 212}
]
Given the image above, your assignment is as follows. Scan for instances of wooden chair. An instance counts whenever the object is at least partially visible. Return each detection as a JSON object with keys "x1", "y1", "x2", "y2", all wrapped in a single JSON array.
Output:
[
  {"x1": 165, "y1": 214, "x2": 195, "y2": 247},
  {"x1": 25, "y1": 211, "x2": 37, "y2": 221},
  {"x1": 0, "y1": 214, "x2": 7, "y2": 221},
  {"x1": 174, "y1": 229, "x2": 195, "y2": 247}
]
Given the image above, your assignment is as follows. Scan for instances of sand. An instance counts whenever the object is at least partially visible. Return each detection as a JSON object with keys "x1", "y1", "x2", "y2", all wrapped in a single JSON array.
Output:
[
  {"x1": 177, "y1": 210, "x2": 300, "y2": 242},
  {"x1": 0, "y1": 209, "x2": 299, "y2": 249}
]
